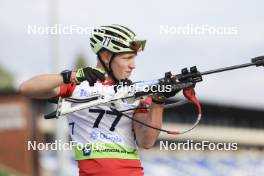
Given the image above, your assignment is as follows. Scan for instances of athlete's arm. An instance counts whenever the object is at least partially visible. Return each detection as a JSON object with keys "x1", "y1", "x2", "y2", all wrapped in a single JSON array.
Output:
[
  {"x1": 133, "y1": 103, "x2": 164, "y2": 149},
  {"x1": 133, "y1": 72, "x2": 181, "y2": 148},
  {"x1": 20, "y1": 67, "x2": 105, "y2": 99},
  {"x1": 19, "y1": 74, "x2": 63, "y2": 99}
]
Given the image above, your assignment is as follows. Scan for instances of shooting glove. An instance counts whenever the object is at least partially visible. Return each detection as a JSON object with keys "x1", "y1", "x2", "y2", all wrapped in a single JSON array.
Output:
[
  {"x1": 75, "y1": 67, "x2": 106, "y2": 86},
  {"x1": 152, "y1": 72, "x2": 180, "y2": 104},
  {"x1": 61, "y1": 67, "x2": 105, "y2": 86}
]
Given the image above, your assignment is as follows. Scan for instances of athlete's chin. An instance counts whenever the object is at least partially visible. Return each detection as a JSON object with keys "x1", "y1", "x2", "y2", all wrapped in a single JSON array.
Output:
[
  {"x1": 116, "y1": 72, "x2": 132, "y2": 81},
  {"x1": 121, "y1": 73, "x2": 131, "y2": 80}
]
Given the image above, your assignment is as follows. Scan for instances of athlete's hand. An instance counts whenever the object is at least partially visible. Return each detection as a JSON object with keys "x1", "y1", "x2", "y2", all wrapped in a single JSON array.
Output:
[
  {"x1": 152, "y1": 72, "x2": 180, "y2": 104},
  {"x1": 159, "y1": 72, "x2": 180, "y2": 98},
  {"x1": 75, "y1": 67, "x2": 106, "y2": 86}
]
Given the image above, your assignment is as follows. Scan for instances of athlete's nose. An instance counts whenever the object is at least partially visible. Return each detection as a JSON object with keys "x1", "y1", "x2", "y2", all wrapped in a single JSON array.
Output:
[{"x1": 129, "y1": 58, "x2": 136, "y2": 70}]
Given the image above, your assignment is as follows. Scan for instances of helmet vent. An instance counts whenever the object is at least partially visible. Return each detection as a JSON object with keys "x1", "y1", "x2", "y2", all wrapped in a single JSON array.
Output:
[
  {"x1": 94, "y1": 34, "x2": 103, "y2": 42},
  {"x1": 90, "y1": 38, "x2": 96, "y2": 44},
  {"x1": 113, "y1": 46, "x2": 120, "y2": 50},
  {"x1": 103, "y1": 26, "x2": 131, "y2": 39},
  {"x1": 104, "y1": 30, "x2": 126, "y2": 41},
  {"x1": 112, "y1": 40, "x2": 129, "y2": 48},
  {"x1": 114, "y1": 24, "x2": 136, "y2": 36}
]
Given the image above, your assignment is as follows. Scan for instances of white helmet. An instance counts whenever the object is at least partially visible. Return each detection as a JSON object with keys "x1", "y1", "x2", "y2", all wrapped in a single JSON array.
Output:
[{"x1": 90, "y1": 24, "x2": 146, "y2": 54}]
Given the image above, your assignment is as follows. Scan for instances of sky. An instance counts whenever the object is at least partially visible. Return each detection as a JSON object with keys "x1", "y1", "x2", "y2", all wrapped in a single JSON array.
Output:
[{"x1": 0, "y1": 0, "x2": 264, "y2": 109}]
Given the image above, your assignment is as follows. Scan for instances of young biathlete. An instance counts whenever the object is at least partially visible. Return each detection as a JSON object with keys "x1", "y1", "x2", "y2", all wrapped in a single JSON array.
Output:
[{"x1": 20, "y1": 24, "x2": 178, "y2": 176}]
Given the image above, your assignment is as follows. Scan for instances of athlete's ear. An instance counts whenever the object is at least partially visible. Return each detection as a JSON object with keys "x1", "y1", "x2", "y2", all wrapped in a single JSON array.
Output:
[{"x1": 100, "y1": 50, "x2": 112, "y2": 65}]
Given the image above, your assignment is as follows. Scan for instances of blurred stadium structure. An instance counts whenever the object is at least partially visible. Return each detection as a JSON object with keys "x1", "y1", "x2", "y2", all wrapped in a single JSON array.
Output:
[
  {"x1": 0, "y1": 92, "x2": 263, "y2": 176},
  {"x1": 0, "y1": 92, "x2": 42, "y2": 176}
]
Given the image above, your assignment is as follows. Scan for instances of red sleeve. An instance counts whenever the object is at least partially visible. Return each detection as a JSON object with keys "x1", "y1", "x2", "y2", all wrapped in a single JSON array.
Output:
[
  {"x1": 59, "y1": 83, "x2": 77, "y2": 97},
  {"x1": 134, "y1": 98, "x2": 152, "y2": 114}
]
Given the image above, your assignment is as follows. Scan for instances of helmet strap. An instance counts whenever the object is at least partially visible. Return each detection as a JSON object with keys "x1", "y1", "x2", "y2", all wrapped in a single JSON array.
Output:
[
  {"x1": 108, "y1": 53, "x2": 119, "y2": 82},
  {"x1": 97, "y1": 52, "x2": 119, "y2": 83}
]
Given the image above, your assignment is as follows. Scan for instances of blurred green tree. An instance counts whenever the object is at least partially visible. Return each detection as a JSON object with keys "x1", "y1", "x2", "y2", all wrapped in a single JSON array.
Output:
[
  {"x1": 0, "y1": 64, "x2": 14, "y2": 91},
  {"x1": 74, "y1": 53, "x2": 88, "y2": 69}
]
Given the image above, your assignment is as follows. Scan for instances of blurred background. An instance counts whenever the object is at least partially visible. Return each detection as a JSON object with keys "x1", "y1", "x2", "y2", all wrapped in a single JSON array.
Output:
[{"x1": 0, "y1": 0, "x2": 264, "y2": 175}]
